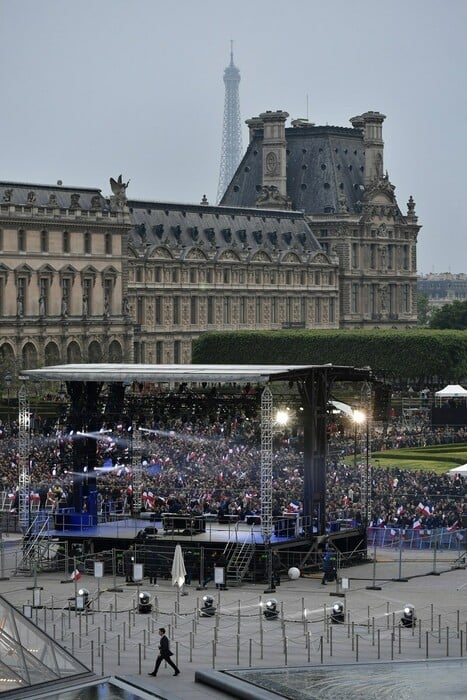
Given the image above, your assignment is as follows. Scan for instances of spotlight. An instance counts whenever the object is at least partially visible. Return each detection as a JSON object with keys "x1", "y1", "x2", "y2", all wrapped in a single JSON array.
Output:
[
  {"x1": 138, "y1": 591, "x2": 152, "y2": 614},
  {"x1": 330, "y1": 601, "x2": 345, "y2": 624},
  {"x1": 200, "y1": 594, "x2": 216, "y2": 617},
  {"x1": 401, "y1": 605, "x2": 416, "y2": 628},
  {"x1": 263, "y1": 598, "x2": 279, "y2": 620},
  {"x1": 76, "y1": 588, "x2": 91, "y2": 612}
]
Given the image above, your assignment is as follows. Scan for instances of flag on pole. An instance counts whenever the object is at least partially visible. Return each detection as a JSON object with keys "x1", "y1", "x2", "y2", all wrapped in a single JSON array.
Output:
[
  {"x1": 70, "y1": 569, "x2": 81, "y2": 581},
  {"x1": 417, "y1": 503, "x2": 431, "y2": 517}
]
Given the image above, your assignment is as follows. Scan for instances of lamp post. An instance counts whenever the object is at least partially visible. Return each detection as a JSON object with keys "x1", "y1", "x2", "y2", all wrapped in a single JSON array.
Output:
[
  {"x1": 352, "y1": 410, "x2": 366, "y2": 472},
  {"x1": 352, "y1": 409, "x2": 371, "y2": 526},
  {"x1": 4, "y1": 374, "x2": 12, "y2": 424}
]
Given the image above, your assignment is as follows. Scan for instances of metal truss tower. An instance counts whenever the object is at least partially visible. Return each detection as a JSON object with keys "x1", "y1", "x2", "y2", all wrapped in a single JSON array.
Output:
[
  {"x1": 260, "y1": 385, "x2": 273, "y2": 546},
  {"x1": 18, "y1": 384, "x2": 31, "y2": 532},
  {"x1": 216, "y1": 42, "x2": 243, "y2": 203}
]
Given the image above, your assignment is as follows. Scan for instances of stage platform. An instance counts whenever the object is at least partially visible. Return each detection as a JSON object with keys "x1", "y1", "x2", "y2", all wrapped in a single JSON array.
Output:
[{"x1": 46, "y1": 513, "x2": 304, "y2": 548}]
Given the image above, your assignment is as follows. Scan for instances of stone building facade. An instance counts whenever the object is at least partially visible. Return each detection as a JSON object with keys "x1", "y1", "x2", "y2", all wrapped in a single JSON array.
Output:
[
  {"x1": 221, "y1": 110, "x2": 421, "y2": 329},
  {"x1": 0, "y1": 182, "x2": 132, "y2": 380},
  {"x1": 0, "y1": 108, "x2": 420, "y2": 382},
  {"x1": 126, "y1": 200, "x2": 339, "y2": 365}
]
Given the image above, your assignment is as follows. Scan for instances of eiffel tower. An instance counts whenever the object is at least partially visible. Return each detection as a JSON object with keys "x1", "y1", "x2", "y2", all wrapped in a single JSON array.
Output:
[{"x1": 216, "y1": 42, "x2": 243, "y2": 203}]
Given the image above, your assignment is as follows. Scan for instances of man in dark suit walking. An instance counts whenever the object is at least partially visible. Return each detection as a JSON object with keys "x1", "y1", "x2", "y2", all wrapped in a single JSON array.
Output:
[{"x1": 148, "y1": 627, "x2": 180, "y2": 677}]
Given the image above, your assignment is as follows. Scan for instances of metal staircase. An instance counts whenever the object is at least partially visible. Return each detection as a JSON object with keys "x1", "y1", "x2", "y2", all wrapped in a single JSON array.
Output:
[
  {"x1": 224, "y1": 537, "x2": 256, "y2": 586},
  {"x1": 14, "y1": 514, "x2": 61, "y2": 575}
]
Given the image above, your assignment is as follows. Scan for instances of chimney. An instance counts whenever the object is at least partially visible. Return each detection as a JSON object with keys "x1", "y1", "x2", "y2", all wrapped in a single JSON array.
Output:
[
  {"x1": 259, "y1": 110, "x2": 289, "y2": 198},
  {"x1": 245, "y1": 116, "x2": 264, "y2": 143},
  {"x1": 350, "y1": 111, "x2": 386, "y2": 185}
]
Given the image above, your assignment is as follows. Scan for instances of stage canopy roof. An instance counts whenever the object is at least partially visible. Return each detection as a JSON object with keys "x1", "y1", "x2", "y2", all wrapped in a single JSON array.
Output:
[{"x1": 20, "y1": 363, "x2": 374, "y2": 385}]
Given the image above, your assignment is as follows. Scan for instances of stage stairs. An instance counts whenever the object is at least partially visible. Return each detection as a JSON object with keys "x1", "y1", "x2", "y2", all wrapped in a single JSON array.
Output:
[
  {"x1": 224, "y1": 538, "x2": 256, "y2": 586},
  {"x1": 14, "y1": 514, "x2": 61, "y2": 575}
]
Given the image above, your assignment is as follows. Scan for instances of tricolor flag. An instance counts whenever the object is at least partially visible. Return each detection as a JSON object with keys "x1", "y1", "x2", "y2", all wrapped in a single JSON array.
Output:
[
  {"x1": 397, "y1": 505, "x2": 404, "y2": 516},
  {"x1": 447, "y1": 521, "x2": 460, "y2": 532},
  {"x1": 418, "y1": 503, "x2": 431, "y2": 517},
  {"x1": 70, "y1": 569, "x2": 81, "y2": 581},
  {"x1": 390, "y1": 528, "x2": 397, "y2": 538},
  {"x1": 412, "y1": 520, "x2": 422, "y2": 530}
]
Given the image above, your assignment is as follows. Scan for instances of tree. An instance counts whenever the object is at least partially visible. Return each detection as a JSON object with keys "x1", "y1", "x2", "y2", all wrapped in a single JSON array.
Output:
[
  {"x1": 429, "y1": 300, "x2": 467, "y2": 329},
  {"x1": 417, "y1": 293, "x2": 431, "y2": 326}
]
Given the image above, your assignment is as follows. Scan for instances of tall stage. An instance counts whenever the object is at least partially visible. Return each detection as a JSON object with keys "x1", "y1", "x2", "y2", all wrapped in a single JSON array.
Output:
[{"x1": 40, "y1": 513, "x2": 367, "y2": 586}]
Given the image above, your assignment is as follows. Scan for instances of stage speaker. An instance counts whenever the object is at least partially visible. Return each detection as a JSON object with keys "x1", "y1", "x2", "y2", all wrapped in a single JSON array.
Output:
[{"x1": 373, "y1": 383, "x2": 392, "y2": 422}]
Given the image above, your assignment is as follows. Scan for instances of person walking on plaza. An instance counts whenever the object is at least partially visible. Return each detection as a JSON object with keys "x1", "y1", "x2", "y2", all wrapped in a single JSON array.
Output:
[{"x1": 148, "y1": 627, "x2": 180, "y2": 677}]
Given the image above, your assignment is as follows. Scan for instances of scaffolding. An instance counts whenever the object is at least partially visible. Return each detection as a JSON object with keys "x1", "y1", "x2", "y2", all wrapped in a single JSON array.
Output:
[
  {"x1": 260, "y1": 385, "x2": 273, "y2": 545},
  {"x1": 18, "y1": 384, "x2": 31, "y2": 533},
  {"x1": 131, "y1": 426, "x2": 143, "y2": 514}
]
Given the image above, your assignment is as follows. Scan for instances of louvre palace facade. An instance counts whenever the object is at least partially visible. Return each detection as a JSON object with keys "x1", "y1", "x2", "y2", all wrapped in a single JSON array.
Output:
[{"x1": 0, "y1": 109, "x2": 420, "y2": 381}]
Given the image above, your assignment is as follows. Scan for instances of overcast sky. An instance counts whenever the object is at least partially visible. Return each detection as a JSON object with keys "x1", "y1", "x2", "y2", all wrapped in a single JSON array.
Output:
[{"x1": 1, "y1": 0, "x2": 466, "y2": 274}]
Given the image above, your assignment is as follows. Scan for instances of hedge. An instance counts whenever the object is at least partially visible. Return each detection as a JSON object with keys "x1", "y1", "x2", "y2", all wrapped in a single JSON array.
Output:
[{"x1": 192, "y1": 329, "x2": 467, "y2": 384}]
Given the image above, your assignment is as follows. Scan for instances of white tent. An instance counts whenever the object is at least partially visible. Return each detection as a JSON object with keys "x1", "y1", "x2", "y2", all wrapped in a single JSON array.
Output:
[
  {"x1": 435, "y1": 384, "x2": 467, "y2": 398},
  {"x1": 448, "y1": 464, "x2": 467, "y2": 475},
  {"x1": 435, "y1": 384, "x2": 467, "y2": 407}
]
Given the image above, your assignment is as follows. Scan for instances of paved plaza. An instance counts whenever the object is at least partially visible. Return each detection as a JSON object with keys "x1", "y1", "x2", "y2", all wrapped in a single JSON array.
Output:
[{"x1": 0, "y1": 535, "x2": 466, "y2": 699}]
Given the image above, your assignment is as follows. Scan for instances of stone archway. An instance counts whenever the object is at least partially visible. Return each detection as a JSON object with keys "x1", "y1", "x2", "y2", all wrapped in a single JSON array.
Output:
[
  {"x1": 45, "y1": 341, "x2": 60, "y2": 366},
  {"x1": 67, "y1": 341, "x2": 82, "y2": 363}
]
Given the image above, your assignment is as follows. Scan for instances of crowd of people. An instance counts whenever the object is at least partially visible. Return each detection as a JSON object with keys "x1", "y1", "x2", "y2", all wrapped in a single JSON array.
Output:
[{"x1": 0, "y1": 388, "x2": 465, "y2": 533}]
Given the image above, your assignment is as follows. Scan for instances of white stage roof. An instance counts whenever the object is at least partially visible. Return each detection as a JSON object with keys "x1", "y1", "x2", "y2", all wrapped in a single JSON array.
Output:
[
  {"x1": 21, "y1": 363, "x2": 314, "y2": 384},
  {"x1": 21, "y1": 363, "x2": 373, "y2": 384}
]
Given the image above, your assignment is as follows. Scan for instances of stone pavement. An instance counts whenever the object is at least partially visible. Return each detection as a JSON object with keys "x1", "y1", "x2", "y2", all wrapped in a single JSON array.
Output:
[{"x1": 0, "y1": 536, "x2": 466, "y2": 699}]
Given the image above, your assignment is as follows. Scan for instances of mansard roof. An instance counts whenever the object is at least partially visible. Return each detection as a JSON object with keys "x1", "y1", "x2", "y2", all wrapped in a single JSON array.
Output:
[
  {"x1": 220, "y1": 122, "x2": 366, "y2": 215},
  {"x1": 127, "y1": 200, "x2": 324, "y2": 255},
  {"x1": 0, "y1": 181, "x2": 110, "y2": 211}
]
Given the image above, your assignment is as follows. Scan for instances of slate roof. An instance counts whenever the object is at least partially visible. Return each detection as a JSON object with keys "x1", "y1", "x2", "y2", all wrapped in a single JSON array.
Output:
[
  {"x1": 127, "y1": 200, "x2": 325, "y2": 255},
  {"x1": 0, "y1": 181, "x2": 110, "y2": 210},
  {"x1": 220, "y1": 122, "x2": 366, "y2": 214}
]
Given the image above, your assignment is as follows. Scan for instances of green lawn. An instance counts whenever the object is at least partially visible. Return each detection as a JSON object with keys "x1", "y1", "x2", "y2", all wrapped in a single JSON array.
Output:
[{"x1": 351, "y1": 443, "x2": 467, "y2": 474}]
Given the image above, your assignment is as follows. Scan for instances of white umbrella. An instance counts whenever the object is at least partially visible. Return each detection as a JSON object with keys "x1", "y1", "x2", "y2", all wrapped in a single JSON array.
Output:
[{"x1": 171, "y1": 544, "x2": 187, "y2": 590}]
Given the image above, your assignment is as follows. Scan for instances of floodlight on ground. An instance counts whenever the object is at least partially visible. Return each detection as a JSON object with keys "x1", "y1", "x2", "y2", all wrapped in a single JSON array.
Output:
[
  {"x1": 200, "y1": 594, "x2": 216, "y2": 617},
  {"x1": 138, "y1": 591, "x2": 152, "y2": 614},
  {"x1": 330, "y1": 601, "x2": 345, "y2": 624},
  {"x1": 401, "y1": 605, "x2": 416, "y2": 628},
  {"x1": 263, "y1": 598, "x2": 279, "y2": 620},
  {"x1": 76, "y1": 588, "x2": 91, "y2": 611}
]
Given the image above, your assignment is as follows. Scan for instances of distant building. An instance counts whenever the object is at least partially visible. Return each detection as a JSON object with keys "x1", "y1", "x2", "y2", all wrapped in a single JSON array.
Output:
[{"x1": 417, "y1": 273, "x2": 467, "y2": 308}]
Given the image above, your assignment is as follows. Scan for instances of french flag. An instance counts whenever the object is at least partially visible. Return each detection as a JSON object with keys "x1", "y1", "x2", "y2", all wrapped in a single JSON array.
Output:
[
  {"x1": 418, "y1": 502, "x2": 431, "y2": 517},
  {"x1": 70, "y1": 569, "x2": 81, "y2": 581},
  {"x1": 412, "y1": 520, "x2": 422, "y2": 530},
  {"x1": 447, "y1": 521, "x2": 460, "y2": 532}
]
